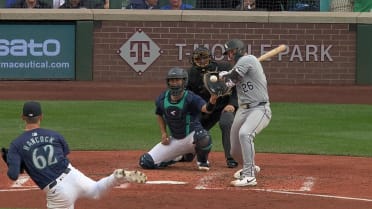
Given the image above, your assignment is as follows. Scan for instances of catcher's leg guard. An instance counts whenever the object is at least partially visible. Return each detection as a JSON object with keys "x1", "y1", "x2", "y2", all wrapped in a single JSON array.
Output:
[
  {"x1": 179, "y1": 153, "x2": 195, "y2": 162},
  {"x1": 193, "y1": 129, "x2": 212, "y2": 163},
  {"x1": 139, "y1": 153, "x2": 179, "y2": 169},
  {"x1": 139, "y1": 153, "x2": 156, "y2": 169},
  {"x1": 158, "y1": 159, "x2": 178, "y2": 168}
]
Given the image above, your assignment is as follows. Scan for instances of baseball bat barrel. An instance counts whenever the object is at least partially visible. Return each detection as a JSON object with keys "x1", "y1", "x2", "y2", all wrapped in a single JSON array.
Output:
[{"x1": 258, "y1": 44, "x2": 287, "y2": 62}]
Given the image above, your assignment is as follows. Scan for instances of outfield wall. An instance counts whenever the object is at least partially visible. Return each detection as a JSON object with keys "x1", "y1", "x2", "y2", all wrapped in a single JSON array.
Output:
[{"x1": 0, "y1": 9, "x2": 371, "y2": 85}]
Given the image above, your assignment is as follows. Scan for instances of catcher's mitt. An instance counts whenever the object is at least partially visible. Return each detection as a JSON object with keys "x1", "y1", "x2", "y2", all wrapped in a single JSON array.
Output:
[
  {"x1": 203, "y1": 71, "x2": 232, "y2": 97},
  {"x1": 1, "y1": 147, "x2": 26, "y2": 173}
]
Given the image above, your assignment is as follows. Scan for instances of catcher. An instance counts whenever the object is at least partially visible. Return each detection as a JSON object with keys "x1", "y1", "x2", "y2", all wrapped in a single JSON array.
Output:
[
  {"x1": 186, "y1": 46, "x2": 238, "y2": 168},
  {"x1": 139, "y1": 67, "x2": 218, "y2": 171},
  {"x1": 2, "y1": 101, "x2": 146, "y2": 209}
]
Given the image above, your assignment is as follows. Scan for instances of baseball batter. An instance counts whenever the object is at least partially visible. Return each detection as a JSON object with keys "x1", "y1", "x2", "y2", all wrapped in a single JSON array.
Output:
[
  {"x1": 4, "y1": 101, "x2": 146, "y2": 209},
  {"x1": 139, "y1": 67, "x2": 217, "y2": 171},
  {"x1": 220, "y1": 39, "x2": 272, "y2": 187}
]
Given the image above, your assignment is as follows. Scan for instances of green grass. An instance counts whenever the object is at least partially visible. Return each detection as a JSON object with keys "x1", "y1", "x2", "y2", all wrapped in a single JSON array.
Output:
[
  {"x1": 1, "y1": 101, "x2": 372, "y2": 157},
  {"x1": 258, "y1": 103, "x2": 372, "y2": 156}
]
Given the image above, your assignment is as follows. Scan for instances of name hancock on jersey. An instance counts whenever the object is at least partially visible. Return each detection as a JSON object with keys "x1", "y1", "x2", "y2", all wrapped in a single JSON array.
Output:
[{"x1": 23, "y1": 135, "x2": 56, "y2": 151}]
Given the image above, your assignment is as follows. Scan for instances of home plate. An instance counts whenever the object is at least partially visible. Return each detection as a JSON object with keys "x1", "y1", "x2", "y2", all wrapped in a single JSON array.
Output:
[{"x1": 146, "y1": 180, "x2": 188, "y2": 185}]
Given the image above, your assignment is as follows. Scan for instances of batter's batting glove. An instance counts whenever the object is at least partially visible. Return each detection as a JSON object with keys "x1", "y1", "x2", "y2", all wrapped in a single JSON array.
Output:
[
  {"x1": 218, "y1": 71, "x2": 229, "y2": 79},
  {"x1": 225, "y1": 79, "x2": 236, "y2": 88}
]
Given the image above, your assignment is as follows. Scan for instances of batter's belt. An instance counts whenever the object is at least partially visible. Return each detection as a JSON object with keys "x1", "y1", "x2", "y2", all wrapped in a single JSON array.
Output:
[
  {"x1": 240, "y1": 102, "x2": 267, "y2": 109},
  {"x1": 48, "y1": 167, "x2": 71, "y2": 189}
]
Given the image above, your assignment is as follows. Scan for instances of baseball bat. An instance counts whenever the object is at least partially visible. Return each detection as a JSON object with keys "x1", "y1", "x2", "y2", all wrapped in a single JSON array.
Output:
[{"x1": 258, "y1": 44, "x2": 287, "y2": 62}]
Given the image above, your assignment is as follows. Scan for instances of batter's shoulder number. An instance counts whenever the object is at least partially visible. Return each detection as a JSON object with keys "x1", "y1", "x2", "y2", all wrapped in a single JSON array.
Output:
[{"x1": 241, "y1": 81, "x2": 254, "y2": 92}]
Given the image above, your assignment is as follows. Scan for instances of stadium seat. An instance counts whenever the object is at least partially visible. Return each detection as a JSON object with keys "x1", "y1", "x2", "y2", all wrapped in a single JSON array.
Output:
[
  {"x1": 84, "y1": 0, "x2": 104, "y2": 8},
  {"x1": 43, "y1": 0, "x2": 53, "y2": 7},
  {"x1": 0, "y1": 0, "x2": 7, "y2": 8},
  {"x1": 110, "y1": 0, "x2": 123, "y2": 8},
  {"x1": 159, "y1": 0, "x2": 196, "y2": 9},
  {"x1": 288, "y1": 0, "x2": 320, "y2": 11}
]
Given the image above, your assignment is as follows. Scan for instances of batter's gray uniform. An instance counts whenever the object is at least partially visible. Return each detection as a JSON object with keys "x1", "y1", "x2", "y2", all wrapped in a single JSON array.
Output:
[{"x1": 227, "y1": 55, "x2": 272, "y2": 178}]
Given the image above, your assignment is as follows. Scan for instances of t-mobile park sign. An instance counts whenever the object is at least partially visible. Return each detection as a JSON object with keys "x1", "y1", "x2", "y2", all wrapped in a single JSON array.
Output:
[{"x1": 119, "y1": 30, "x2": 332, "y2": 74}]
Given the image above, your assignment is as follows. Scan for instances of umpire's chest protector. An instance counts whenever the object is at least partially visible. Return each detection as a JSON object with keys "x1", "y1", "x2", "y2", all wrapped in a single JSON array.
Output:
[{"x1": 162, "y1": 91, "x2": 191, "y2": 139}]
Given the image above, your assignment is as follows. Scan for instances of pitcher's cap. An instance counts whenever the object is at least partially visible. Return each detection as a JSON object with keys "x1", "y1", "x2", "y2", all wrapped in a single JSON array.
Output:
[{"x1": 23, "y1": 101, "x2": 42, "y2": 118}]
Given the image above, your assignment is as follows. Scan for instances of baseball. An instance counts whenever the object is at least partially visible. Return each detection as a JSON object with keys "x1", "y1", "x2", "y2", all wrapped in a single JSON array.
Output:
[{"x1": 210, "y1": 75, "x2": 218, "y2": 83}]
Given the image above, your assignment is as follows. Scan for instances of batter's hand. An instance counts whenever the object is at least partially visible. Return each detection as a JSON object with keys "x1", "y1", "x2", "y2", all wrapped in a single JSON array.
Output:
[
  {"x1": 219, "y1": 71, "x2": 229, "y2": 79},
  {"x1": 225, "y1": 79, "x2": 236, "y2": 88}
]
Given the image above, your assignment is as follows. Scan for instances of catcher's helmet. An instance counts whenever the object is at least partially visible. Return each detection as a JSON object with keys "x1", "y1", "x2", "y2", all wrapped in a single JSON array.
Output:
[
  {"x1": 191, "y1": 46, "x2": 212, "y2": 68},
  {"x1": 166, "y1": 67, "x2": 188, "y2": 96},
  {"x1": 223, "y1": 39, "x2": 246, "y2": 62}
]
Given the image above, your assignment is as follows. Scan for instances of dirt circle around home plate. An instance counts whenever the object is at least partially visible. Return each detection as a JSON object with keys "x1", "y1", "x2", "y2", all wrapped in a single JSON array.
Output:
[{"x1": 1, "y1": 81, "x2": 372, "y2": 209}]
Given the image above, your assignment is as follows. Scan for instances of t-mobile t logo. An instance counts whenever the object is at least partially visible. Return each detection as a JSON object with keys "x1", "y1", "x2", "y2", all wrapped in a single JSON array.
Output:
[
  {"x1": 130, "y1": 41, "x2": 150, "y2": 65},
  {"x1": 119, "y1": 30, "x2": 162, "y2": 75}
]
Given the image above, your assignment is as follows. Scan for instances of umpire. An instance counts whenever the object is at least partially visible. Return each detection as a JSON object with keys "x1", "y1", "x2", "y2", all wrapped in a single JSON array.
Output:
[{"x1": 187, "y1": 46, "x2": 238, "y2": 168}]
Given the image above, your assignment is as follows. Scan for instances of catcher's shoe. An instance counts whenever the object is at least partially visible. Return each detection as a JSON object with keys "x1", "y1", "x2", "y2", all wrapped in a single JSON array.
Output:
[
  {"x1": 114, "y1": 169, "x2": 147, "y2": 183},
  {"x1": 197, "y1": 161, "x2": 210, "y2": 171},
  {"x1": 233, "y1": 165, "x2": 261, "y2": 179},
  {"x1": 230, "y1": 176, "x2": 257, "y2": 187}
]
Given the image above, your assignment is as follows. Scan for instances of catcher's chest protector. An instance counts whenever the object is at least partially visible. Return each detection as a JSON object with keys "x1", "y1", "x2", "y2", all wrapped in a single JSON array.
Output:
[{"x1": 163, "y1": 90, "x2": 191, "y2": 139}]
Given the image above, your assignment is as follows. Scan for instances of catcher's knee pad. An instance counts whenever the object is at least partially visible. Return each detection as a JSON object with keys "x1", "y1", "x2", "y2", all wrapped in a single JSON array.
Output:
[
  {"x1": 194, "y1": 129, "x2": 212, "y2": 163},
  {"x1": 139, "y1": 153, "x2": 156, "y2": 169},
  {"x1": 194, "y1": 129, "x2": 212, "y2": 151}
]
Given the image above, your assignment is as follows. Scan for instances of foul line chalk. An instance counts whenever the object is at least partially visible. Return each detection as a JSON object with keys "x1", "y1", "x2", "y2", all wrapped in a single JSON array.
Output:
[
  {"x1": 195, "y1": 186, "x2": 372, "y2": 203},
  {"x1": 145, "y1": 180, "x2": 188, "y2": 185},
  {"x1": 0, "y1": 187, "x2": 39, "y2": 192},
  {"x1": 253, "y1": 188, "x2": 372, "y2": 203}
]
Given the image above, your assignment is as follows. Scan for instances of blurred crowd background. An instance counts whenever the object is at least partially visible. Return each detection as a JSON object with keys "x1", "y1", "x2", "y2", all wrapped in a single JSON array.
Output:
[{"x1": 0, "y1": 0, "x2": 370, "y2": 12}]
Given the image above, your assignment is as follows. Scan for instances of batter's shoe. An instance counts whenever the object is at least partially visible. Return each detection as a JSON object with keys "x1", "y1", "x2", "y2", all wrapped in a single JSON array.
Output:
[
  {"x1": 114, "y1": 169, "x2": 147, "y2": 183},
  {"x1": 233, "y1": 165, "x2": 261, "y2": 179},
  {"x1": 226, "y1": 157, "x2": 238, "y2": 168},
  {"x1": 197, "y1": 161, "x2": 210, "y2": 171},
  {"x1": 230, "y1": 176, "x2": 257, "y2": 187}
]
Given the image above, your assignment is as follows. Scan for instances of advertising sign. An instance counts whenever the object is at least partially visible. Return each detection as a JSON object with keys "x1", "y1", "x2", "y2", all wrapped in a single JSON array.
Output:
[{"x1": 0, "y1": 23, "x2": 75, "y2": 80}]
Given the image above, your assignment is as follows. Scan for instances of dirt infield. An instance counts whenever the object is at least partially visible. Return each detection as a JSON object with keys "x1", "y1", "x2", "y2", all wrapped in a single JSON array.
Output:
[
  {"x1": 1, "y1": 81, "x2": 372, "y2": 209},
  {"x1": 1, "y1": 151, "x2": 372, "y2": 209}
]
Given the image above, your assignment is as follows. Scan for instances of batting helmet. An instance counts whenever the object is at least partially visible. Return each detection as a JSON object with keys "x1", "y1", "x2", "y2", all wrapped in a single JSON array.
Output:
[
  {"x1": 223, "y1": 39, "x2": 246, "y2": 62},
  {"x1": 191, "y1": 46, "x2": 212, "y2": 69},
  {"x1": 166, "y1": 67, "x2": 188, "y2": 96}
]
